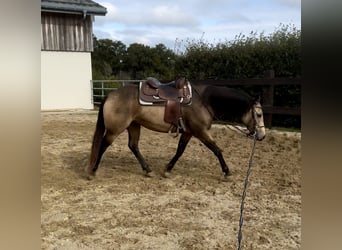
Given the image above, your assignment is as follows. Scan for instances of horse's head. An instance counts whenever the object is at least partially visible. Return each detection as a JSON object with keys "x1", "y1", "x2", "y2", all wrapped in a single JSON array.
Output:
[{"x1": 242, "y1": 99, "x2": 266, "y2": 141}]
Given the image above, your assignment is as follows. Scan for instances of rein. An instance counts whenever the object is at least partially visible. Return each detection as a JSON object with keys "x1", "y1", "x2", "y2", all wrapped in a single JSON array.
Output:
[
  {"x1": 237, "y1": 133, "x2": 257, "y2": 250},
  {"x1": 230, "y1": 110, "x2": 261, "y2": 249},
  {"x1": 227, "y1": 123, "x2": 265, "y2": 139},
  {"x1": 226, "y1": 123, "x2": 255, "y2": 139},
  {"x1": 223, "y1": 106, "x2": 262, "y2": 249},
  {"x1": 221, "y1": 121, "x2": 261, "y2": 250}
]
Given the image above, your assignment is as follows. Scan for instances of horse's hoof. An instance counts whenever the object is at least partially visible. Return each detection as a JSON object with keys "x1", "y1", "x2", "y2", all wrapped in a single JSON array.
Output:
[
  {"x1": 221, "y1": 176, "x2": 230, "y2": 182},
  {"x1": 85, "y1": 167, "x2": 96, "y2": 180},
  {"x1": 145, "y1": 171, "x2": 155, "y2": 178},
  {"x1": 86, "y1": 174, "x2": 96, "y2": 181},
  {"x1": 224, "y1": 170, "x2": 232, "y2": 177},
  {"x1": 163, "y1": 171, "x2": 172, "y2": 178},
  {"x1": 85, "y1": 170, "x2": 96, "y2": 180},
  {"x1": 221, "y1": 172, "x2": 232, "y2": 182}
]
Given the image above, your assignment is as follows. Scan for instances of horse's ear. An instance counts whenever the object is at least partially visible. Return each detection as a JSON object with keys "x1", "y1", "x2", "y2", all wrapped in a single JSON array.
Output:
[{"x1": 253, "y1": 95, "x2": 261, "y2": 103}]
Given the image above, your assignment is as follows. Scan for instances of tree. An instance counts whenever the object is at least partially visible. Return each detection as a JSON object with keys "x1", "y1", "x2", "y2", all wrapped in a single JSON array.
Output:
[
  {"x1": 150, "y1": 43, "x2": 177, "y2": 80},
  {"x1": 126, "y1": 43, "x2": 153, "y2": 79},
  {"x1": 91, "y1": 36, "x2": 127, "y2": 79}
]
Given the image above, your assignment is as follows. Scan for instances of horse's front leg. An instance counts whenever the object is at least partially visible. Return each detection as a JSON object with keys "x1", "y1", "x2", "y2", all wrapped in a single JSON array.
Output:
[
  {"x1": 197, "y1": 131, "x2": 231, "y2": 178},
  {"x1": 164, "y1": 132, "x2": 192, "y2": 177},
  {"x1": 127, "y1": 122, "x2": 154, "y2": 177}
]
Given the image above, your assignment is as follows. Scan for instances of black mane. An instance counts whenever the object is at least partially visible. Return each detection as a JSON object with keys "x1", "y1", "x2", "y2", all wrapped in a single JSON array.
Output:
[{"x1": 201, "y1": 85, "x2": 254, "y2": 122}]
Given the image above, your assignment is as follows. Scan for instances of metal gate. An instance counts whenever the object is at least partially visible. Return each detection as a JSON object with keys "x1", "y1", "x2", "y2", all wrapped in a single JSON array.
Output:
[{"x1": 90, "y1": 80, "x2": 142, "y2": 104}]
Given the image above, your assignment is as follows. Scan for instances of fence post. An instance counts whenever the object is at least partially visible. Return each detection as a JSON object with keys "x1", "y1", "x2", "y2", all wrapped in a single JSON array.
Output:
[
  {"x1": 90, "y1": 80, "x2": 94, "y2": 104},
  {"x1": 262, "y1": 70, "x2": 275, "y2": 127}
]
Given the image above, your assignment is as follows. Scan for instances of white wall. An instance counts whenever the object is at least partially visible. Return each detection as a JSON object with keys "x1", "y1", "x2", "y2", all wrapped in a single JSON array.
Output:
[{"x1": 41, "y1": 51, "x2": 94, "y2": 110}]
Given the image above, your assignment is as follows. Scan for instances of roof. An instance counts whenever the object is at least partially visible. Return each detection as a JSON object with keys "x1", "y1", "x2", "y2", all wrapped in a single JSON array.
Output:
[{"x1": 41, "y1": 0, "x2": 107, "y2": 16}]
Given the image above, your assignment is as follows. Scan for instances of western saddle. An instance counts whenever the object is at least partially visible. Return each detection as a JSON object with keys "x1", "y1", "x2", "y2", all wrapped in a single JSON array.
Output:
[{"x1": 139, "y1": 77, "x2": 192, "y2": 136}]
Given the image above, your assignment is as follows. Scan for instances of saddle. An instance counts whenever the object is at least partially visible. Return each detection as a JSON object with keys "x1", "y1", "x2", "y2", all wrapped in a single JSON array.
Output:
[{"x1": 139, "y1": 77, "x2": 192, "y2": 135}]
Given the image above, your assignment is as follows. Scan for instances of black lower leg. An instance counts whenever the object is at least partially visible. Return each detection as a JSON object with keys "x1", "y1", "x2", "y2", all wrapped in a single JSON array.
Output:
[
  {"x1": 166, "y1": 133, "x2": 192, "y2": 173},
  {"x1": 202, "y1": 141, "x2": 230, "y2": 176},
  {"x1": 91, "y1": 139, "x2": 110, "y2": 174},
  {"x1": 127, "y1": 122, "x2": 152, "y2": 174},
  {"x1": 129, "y1": 146, "x2": 152, "y2": 173}
]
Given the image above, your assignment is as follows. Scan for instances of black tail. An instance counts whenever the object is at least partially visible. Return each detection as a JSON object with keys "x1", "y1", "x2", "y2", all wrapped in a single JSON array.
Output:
[{"x1": 88, "y1": 98, "x2": 107, "y2": 170}]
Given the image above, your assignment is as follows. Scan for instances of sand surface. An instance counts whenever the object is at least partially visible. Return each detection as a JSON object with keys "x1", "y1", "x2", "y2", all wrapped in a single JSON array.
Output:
[{"x1": 41, "y1": 111, "x2": 301, "y2": 249}]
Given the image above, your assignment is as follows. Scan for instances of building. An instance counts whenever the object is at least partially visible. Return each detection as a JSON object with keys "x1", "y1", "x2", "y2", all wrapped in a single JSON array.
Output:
[{"x1": 41, "y1": 0, "x2": 107, "y2": 110}]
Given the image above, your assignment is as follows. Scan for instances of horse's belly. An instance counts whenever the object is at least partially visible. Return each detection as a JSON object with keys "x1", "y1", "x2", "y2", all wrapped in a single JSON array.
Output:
[{"x1": 135, "y1": 106, "x2": 173, "y2": 133}]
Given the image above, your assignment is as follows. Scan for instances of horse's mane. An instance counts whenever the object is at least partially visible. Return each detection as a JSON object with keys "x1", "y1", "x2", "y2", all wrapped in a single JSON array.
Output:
[{"x1": 200, "y1": 85, "x2": 254, "y2": 122}]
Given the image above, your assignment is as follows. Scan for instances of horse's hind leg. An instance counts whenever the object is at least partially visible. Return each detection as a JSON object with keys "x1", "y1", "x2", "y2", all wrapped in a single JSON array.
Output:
[
  {"x1": 164, "y1": 132, "x2": 192, "y2": 177},
  {"x1": 197, "y1": 131, "x2": 231, "y2": 177},
  {"x1": 127, "y1": 122, "x2": 153, "y2": 176},
  {"x1": 87, "y1": 131, "x2": 116, "y2": 177}
]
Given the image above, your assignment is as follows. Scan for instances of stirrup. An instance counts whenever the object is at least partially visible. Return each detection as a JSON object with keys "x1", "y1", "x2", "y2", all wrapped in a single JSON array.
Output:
[
  {"x1": 168, "y1": 125, "x2": 179, "y2": 138},
  {"x1": 167, "y1": 118, "x2": 186, "y2": 137},
  {"x1": 179, "y1": 117, "x2": 186, "y2": 132}
]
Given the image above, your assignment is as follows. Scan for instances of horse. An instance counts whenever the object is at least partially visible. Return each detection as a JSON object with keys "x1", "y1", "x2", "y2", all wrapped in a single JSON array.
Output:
[{"x1": 86, "y1": 78, "x2": 266, "y2": 179}]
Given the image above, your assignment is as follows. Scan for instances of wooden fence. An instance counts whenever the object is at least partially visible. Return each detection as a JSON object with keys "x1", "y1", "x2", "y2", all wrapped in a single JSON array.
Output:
[{"x1": 91, "y1": 72, "x2": 301, "y2": 127}]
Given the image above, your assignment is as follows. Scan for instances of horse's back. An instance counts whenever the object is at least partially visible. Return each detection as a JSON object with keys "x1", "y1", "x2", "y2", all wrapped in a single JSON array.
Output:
[{"x1": 103, "y1": 84, "x2": 140, "y2": 130}]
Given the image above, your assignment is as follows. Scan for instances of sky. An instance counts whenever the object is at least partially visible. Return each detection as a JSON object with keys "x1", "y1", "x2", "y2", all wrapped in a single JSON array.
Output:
[{"x1": 93, "y1": 0, "x2": 301, "y2": 52}]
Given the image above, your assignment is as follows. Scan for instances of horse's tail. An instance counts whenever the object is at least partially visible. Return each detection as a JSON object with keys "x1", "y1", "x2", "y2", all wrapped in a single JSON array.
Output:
[{"x1": 88, "y1": 97, "x2": 107, "y2": 171}]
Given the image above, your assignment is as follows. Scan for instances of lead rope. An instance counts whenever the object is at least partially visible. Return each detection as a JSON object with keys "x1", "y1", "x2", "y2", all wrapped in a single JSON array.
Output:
[{"x1": 237, "y1": 133, "x2": 257, "y2": 250}]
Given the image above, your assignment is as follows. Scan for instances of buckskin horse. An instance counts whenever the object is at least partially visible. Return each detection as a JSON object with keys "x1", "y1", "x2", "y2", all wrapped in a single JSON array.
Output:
[{"x1": 86, "y1": 77, "x2": 266, "y2": 179}]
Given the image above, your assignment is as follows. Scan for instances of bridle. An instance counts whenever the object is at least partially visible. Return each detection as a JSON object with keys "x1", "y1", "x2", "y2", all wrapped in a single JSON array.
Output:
[
  {"x1": 247, "y1": 104, "x2": 265, "y2": 139},
  {"x1": 230, "y1": 103, "x2": 265, "y2": 139}
]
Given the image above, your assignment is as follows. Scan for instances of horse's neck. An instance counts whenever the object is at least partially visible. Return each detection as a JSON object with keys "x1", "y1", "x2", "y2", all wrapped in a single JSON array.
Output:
[{"x1": 201, "y1": 85, "x2": 251, "y2": 121}]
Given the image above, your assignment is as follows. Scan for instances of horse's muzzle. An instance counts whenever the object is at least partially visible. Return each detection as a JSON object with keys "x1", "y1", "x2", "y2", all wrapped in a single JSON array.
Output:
[
  {"x1": 247, "y1": 130, "x2": 265, "y2": 141},
  {"x1": 256, "y1": 135, "x2": 265, "y2": 141}
]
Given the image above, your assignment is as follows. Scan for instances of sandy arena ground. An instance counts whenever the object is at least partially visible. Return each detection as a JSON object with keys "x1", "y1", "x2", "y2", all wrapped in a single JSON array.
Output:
[{"x1": 41, "y1": 111, "x2": 301, "y2": 249}]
